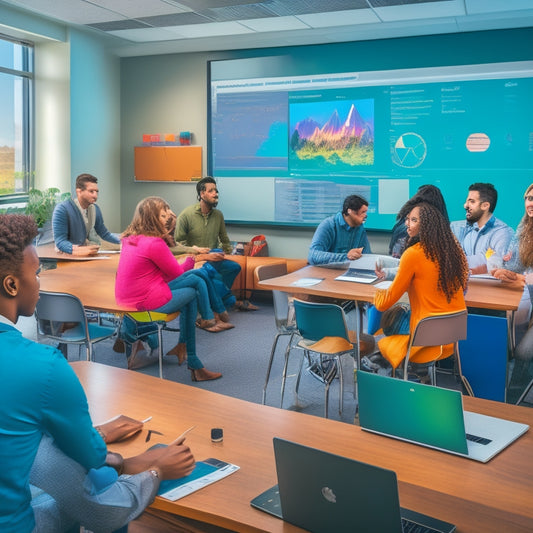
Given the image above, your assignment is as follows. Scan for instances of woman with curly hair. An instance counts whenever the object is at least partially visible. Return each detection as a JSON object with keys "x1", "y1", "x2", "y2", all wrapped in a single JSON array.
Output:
[
  {"x1": 116, "y1": 196, "x2": 222, "y2": 381},
  {"x1": 373, "y1": 202, "x2": 469, "y2": 373},
  {"x1": 491, "y1": 183, "x2": 533, "y2": 393}
]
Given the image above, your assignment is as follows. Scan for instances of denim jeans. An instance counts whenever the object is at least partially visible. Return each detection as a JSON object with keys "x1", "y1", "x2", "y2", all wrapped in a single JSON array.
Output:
[
  {"x1": 170, "y1": 268, "x2": 226, "y2": 320},
  {"x1": 155, "y1": 286, "x2": 203, "y2": 369}
]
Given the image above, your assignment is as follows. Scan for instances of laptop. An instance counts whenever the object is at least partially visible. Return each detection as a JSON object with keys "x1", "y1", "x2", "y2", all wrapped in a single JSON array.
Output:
[
  {"x1": 358, "y1": 371, "x2": 529, "y2": 463},
  {"x1": 251, "y1": 437, "x2": 456, "y2": 533},
  {"x1": 334, "y1": 254, "x2": 399, "y2": 284}
]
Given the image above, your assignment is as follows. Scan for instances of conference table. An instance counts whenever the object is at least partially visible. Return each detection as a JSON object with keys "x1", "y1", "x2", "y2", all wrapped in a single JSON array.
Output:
[{"x1": 73, "y1": 361, "x2": 533, "y2": 533}]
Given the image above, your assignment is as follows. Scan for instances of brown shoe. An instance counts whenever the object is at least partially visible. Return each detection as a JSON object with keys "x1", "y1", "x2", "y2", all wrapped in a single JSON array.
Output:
[
  {"x1": 190, "y1": 368, "x2": 222, "y2": 382},
  {"x1": 215, "y1": 311, "x2": 231, "y2": 323},
  {"x1": 196, "y1": 318, "x2": 217, "y2": 330},
  {"x1": 166, "y1": 342, "x2": 187, "y2": 365},
  {"x1": 235, "y1": 300, "x2": 259, "y2": 311}
]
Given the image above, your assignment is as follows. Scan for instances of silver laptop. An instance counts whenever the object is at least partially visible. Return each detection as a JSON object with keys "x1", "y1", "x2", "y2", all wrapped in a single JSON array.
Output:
[
  {"x1": 334, "y1": 254, "x2": 399, "y2": 284},
  {"x1": 358, "y1": 371, "x2": 529, "y2": 463},
  {"x1": 251, "y1": 437, "x2": 456, "y2": 533}
]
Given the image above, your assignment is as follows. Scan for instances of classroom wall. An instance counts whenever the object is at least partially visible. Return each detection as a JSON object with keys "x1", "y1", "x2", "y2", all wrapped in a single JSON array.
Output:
[{"x1": 120, "y1": 27, "x2": 533, "y2": 258}]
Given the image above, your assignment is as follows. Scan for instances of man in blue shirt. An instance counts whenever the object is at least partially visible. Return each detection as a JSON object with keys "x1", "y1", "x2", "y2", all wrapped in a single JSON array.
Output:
[
  {"x1": 308, "y1": 194, "x2": 372, "y2": 265},
  {"x1": 52, "y1": 173, "x2": 120, "y2": 256},
  {"x1": 0, "y1": 214, "x2": 195, "y2": 532},
  {"x1": 450, "y1": 182, "x2": 513, "y2": 272}
]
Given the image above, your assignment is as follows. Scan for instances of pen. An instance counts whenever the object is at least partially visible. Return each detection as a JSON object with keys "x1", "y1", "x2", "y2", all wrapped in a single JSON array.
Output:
[
  {"x1": 141, "y1": 416, "x2": 152, "y2": 423},
  {"x1": 170, "y1": 425, "x2": 196, "y2": 445}
]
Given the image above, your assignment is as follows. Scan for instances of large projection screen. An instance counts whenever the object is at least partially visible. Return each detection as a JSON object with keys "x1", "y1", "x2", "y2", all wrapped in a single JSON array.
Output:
[{"x1": 208, "y1": 58, "x2": 533, "y2": 230}]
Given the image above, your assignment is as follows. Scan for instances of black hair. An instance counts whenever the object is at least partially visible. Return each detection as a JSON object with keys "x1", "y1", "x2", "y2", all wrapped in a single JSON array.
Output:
[
  {"x1": 342, "y1": 195, "x2": 368, "y2": 216},
  {"x1": 469, "y1": 182, "x2": 497, "y2": 213},
  {"x1": 196, "y1": 176, "x2": 217, "y2": 201}
]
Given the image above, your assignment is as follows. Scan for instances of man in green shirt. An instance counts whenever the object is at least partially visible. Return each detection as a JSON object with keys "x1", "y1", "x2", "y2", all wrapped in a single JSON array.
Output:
[{"x1": 175, "y1": 177, "x2": 257, "y2": 310}]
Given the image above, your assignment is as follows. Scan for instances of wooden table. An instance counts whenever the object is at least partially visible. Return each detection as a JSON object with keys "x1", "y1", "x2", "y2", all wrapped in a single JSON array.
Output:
[
  {"x1": 257, "y1": 265, "x2": 524, "y2": 312},
  {"x1": 38, "y1": 253, "x2": 134, "y2": 313},
  {"x1": 73, "y1": 361, "x2": 533, "y2": 533}
]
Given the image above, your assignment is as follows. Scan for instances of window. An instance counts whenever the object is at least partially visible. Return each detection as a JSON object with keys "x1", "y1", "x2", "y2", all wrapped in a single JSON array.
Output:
[{"x1": 0, "y1": 34, "x2": 33, "y2": 200}]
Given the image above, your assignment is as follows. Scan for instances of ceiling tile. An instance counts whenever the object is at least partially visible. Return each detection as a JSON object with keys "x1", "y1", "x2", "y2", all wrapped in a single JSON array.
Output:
[{"x1": 298, "y1": 9, "x2": 380, "y2": 28}]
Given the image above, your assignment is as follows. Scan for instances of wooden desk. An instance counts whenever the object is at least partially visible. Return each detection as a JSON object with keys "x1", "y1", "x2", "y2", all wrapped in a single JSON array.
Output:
[
  {"x1": 73, "y1": 361, "x2": 533, "y2": 533},
  {"x1": 257, "y1": 265, "x2": 524, "y2": 312},
  {"x1": 38, "y1": 253, "x2": 135, "y2": 313}
]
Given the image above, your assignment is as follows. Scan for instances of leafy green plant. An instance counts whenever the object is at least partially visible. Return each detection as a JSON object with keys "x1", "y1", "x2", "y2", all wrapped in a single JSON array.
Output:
[{"x1": 25, "y1": 187, "x2": 71, "y2": 228}]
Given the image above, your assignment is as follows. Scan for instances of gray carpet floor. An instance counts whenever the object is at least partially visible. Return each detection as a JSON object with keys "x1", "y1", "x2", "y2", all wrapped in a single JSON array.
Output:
[{"x1": 35, "y1": 292, "x2": 533, "y2": 422}]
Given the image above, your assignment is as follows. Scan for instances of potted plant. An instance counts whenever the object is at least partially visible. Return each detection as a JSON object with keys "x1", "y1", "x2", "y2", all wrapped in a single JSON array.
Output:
[{"x1": 25, "y1": 187, "x2": 71, "y2": 243}]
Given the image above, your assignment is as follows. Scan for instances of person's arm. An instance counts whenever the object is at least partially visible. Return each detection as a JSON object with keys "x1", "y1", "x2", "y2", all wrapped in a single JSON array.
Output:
[
  {"x1": 51, "y1": 202, "x2": 74, "y2": 254},
  {"x1": 93, "y1": 205, "x2": 120, "y2": 245},
  {"x1": 373, "y1": 247, "x2": 415, "y2": 312},
  {"x1": 150, "y1": 239, "x2": 195, "y2": 281},
  {"x1": 41, "y1": 351, "x2": 107, "y2": 470},
  {"x1": 308, "y1": 219, "x2": 347, "y2": 265},
  {"x1": 217, "y1": 214, "x2": 233, "y2": 255}
]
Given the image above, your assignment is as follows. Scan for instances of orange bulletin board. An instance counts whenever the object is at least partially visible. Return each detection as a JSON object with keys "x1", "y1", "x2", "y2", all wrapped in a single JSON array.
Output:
[{"x1": 134, "y1": 146, "x2": 202, "y2": 182}]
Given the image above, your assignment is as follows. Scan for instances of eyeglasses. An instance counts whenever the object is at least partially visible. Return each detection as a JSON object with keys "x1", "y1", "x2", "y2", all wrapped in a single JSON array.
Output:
[{"x1": 525, "y1": 196, "x2": 533, "y2": 202}]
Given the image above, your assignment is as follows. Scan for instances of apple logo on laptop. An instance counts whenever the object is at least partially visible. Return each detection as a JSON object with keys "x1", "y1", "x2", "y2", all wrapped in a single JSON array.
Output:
[{"x1": 321, "y1": 486, "x2": 337, "y2": 503}]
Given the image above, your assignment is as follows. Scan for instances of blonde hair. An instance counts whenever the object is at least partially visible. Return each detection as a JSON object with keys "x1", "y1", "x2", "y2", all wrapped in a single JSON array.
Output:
[{"x1": 518, "y1": 183, "x2": 533, "y2": 268}]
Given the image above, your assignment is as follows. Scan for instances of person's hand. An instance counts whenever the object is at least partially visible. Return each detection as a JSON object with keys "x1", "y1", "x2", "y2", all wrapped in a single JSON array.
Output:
[
  {"x1": 122, "y1": 440, "x2": 195, "y2": 480},
  {"x1": 469, "y1": 264, "x2": 488, "y2": 275},
  {"x1": 375, "y1": 264, "x2": 386, "y2": 281},
  {"x1": 72, "y1": 245, "x2": 99, "y2": 256},
  {"x1": 491, "y1": 268, "x2": 525, "y2": 286},
  {"x1": 197, "y1": 252, "x2": 225, "y2": 262},
  {"x1": 192, "y1": 245, "x2": 210, "y2": 254},
  {"x1": 95, "y1": 415, "x2": 144, "y2": 443},
  {"x1": 347, "y1": 247, "x2": 363, "y2": 260}
]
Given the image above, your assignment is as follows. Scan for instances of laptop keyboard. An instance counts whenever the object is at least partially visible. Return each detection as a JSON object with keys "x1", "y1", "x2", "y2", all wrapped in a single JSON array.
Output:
[
  {"x1": 466, "y1": 433, "x2": 492, "y2": 445},
  {"x1": 402, "y1": 517, "x2": 443, "y2": 533},
  {"x1": 346, "y1": 269, "x2": 376, "y2": 279}
]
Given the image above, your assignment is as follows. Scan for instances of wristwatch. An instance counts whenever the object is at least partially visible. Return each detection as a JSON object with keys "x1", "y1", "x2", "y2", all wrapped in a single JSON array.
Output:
[{"x1": 149, "y1": 468, "x2": 159, "y2": 478}]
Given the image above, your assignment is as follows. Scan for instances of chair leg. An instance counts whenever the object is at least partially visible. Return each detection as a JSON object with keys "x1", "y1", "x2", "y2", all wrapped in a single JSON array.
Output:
[
  {"x1": 454, "y1": 344, "x2": 474, "y2": 396},
  {"x1": 157, "y1": 325, "x2": 164, "y2": 379},
  {"x1": 337, "y1": 357, "x2": 344, "y2": 416},
  {"x1": 279, "y1": 333, "x2": 295, "y2": 409},
  {"x1": 294, "y1": 350, "x2": 308, "y2": 401},
  {"x1": 515, "y1": 377, "x2": 533, "y2": 405},
  {"x1": 262, "y1": 333, "x2": 282, "y2": 405}
]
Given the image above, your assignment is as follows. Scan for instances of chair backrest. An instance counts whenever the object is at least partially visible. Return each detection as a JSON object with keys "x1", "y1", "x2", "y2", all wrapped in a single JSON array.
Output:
[
  {"x1": 35, "y1": 291, "x2": 87, "y2": 325},
  {"x1": 293, "y1": 299, "x2": 350, "y2": 342},
  {"x1": 410, "y1": 310, "x2": 468, "y2": 347},
  {"x1": 255, "y1": 263, "x2": 290, "y2": 326}
]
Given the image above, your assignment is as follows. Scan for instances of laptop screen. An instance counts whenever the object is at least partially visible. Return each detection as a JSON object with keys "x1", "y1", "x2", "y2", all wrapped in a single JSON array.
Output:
[{"x1": 358, "y1": 372, "x2": 469, "y2": 454}]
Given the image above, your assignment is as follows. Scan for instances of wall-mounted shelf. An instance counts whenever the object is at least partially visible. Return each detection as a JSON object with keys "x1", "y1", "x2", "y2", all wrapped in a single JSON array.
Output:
[{"x1": 134, "y1": 146, "x2": 202, "y2": 182}]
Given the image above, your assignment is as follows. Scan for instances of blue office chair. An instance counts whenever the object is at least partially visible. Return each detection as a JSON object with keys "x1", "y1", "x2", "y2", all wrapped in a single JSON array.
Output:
[
  {"x1": 254, "y1": 263, "x2": 299, "y2": 407},
  {"x1": 292, "y1": 298, "x2": 363, "y2": 418},
  {"x1": 35, "y1": 291, "x2": 117, "y2": 361}
]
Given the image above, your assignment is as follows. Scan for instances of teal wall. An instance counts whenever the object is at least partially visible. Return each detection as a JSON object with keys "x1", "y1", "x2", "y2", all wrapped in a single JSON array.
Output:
[
  {"x1": 120, "y1": 28, "x2": 533, "y2": 257},
  {"x1": 70, "y1": 29, "x2": 121, "y2": 231}
]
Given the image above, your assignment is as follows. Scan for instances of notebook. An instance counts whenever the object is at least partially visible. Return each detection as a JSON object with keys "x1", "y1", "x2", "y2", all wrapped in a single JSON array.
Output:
[
  {"x1": 251, "y1": 437, "x2": 456, "y2": 533},
  {"x1": 358, "y1": 371, "x2": 529, "y2": 463}
]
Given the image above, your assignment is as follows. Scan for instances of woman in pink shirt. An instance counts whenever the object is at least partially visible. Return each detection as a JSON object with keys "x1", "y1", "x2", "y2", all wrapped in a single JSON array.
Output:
[{"x1": 116, "y1": 197, "x2": 221, "y2": 382}]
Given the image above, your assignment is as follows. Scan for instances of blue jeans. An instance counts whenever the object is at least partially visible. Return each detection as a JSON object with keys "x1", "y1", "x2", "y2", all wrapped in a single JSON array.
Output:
[
  {"x1": 208, "y1": 259, "x2": 241, "y2": 293},
  {"x1": 155, "y1": 286, "x2": 203, "y2": 370},
  {"x1": 170, "y1": 268, "x2": 226, "y2": 320}
]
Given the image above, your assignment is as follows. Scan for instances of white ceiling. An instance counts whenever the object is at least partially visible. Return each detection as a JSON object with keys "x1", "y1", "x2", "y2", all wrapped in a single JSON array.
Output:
[{"x1": 1, "y1": 0, "x2": 533, "y2": 57}]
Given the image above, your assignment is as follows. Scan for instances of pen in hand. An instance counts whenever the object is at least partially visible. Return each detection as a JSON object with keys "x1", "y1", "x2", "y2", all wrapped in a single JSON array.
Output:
[{"x1": 170, "y1": 425, "x2": 196, "y2": 446}]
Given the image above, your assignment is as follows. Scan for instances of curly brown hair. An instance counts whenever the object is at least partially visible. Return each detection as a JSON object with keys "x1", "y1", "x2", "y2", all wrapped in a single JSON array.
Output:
[
  {"x1": 406, "y1": 202, "x2": 468, "y2": 302},
  {"x1": 0, "y1": 214, "x2": 38, "y2": 280},
  {"x1": 122, "y1": 196, "x2": 171, "y2": 241},
  {"x1": 518, "y1": 183, "x2": 533, "y2": 268}
]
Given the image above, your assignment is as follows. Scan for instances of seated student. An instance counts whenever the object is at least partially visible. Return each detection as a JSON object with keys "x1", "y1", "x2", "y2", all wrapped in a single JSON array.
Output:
[
  {"x1": 308, "y1": 194, "x2": 371, "y2": 265},
  {"x1": 115, "y1": 196, "x2": 222, "y2": 382},
  {"x1": 450, "y1": 182, "x2": 514, "y2": 273},
  {"x1": 52, "y1": 173, "x2": 120, "y2": 256},
  {"x1": 373, "y1": 203, "x2": 469, "y2": 375},
  {"x1": 0, "y1": 214, "x2": 196, "y2": 533},
  {"x1": 491, "y1": 183, "x2": 533, "y2": 396},
  {"x1": 388, "y1": 184, "x2": 449, "y2": 259}
]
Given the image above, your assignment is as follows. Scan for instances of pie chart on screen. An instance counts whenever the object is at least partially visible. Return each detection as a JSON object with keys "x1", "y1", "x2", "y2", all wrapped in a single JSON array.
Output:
[{"x1": 392, "y1": 132, "x2": 427, "y2": 168}]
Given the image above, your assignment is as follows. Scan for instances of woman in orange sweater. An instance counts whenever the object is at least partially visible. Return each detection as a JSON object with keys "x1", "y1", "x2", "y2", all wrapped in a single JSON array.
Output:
[{"x1": 373, "y1": 202, "x2": 469, "y2": 372}]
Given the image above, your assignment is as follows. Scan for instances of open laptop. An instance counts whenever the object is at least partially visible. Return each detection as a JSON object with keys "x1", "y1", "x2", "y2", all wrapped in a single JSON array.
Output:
[
  {"x1": 251, "y1": 437, "x2": 456, "y2": 533},
  {"x1": 358, "y1": 371, "x2": 529, "y2": 463},
  {"x1": 333, "y1": 254, "x2": 399, "y2": 284}
]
